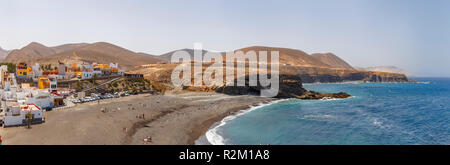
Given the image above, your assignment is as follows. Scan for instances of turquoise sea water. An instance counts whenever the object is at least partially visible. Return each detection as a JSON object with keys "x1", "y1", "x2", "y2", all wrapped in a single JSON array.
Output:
[{"x1": 206, "y1": 78, "x2": 450, "y2": 145}]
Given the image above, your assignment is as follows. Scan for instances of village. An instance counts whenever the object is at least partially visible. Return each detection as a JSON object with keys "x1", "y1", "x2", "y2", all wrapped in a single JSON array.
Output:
[{"x1": 0, "y1": 61, "x2": 146, "y2": 128}]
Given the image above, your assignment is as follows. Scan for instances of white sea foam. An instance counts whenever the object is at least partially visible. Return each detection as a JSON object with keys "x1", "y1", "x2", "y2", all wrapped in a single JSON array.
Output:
[
  {"x1": 300, "y1": 114, "x2": 335, "y2": 121},
  {"x1": 372, "y1": 119, "x2": 383, "y2": 127},
  {"x1": 320, "y1": 96, "x2": 356, "y2": 101},
  {"x1": 204, "y1": 99, "x2": 289, "y2": 145},
  {"x1": 303, "y1": 81, "x2": 417, "y2": 85},
  {"x1": 417, "y1": 81, "x2": 430, "y2": 84}
]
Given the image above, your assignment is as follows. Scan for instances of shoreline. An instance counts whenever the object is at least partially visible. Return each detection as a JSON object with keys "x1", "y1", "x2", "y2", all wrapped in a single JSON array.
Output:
[
  {"x1": 197, "y1": 98, "x2": 289, "y2": 145},
  {"x1": 302, "y1": 80, "x2": 422, "y2": 85},
  {"x1": 0, "y1": 92, "x2": 275, "y2": 145}
]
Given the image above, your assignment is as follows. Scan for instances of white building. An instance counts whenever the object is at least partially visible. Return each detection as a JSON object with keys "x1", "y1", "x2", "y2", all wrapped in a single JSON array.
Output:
[
  {"x1": 25, "y1": 91, "x2": 54, "y2": 110},
  {"x1": 2, "y1": 104, "x2": 43, "y2": 127},
  {"x1": 118, "y1": 70, "x2": 125, "y2": 75},
  {"x1": 81, "y1": 71, "x2": 94, "y2": 79},
  {"x1": 93, "y1": 70, "x2": 102, "y2": 76},
  {"x1": 109, "y1": 63, "x2": 119, "y2": 68},
  {"x1": 31, "y1": 63, "x2": 43, "y2": 82},
  {"x1": 58, "y1": 61, "x2": 66, "y2": 80},
  {"x1": 48, "y1": 75, "x2": 58, "y2": 91},
  {"x1": 80, "y1": 62, "x2": 93, "y2": 70},
  {"x1": 0, "y1": 65, "x2": 9, "y2": 88}
]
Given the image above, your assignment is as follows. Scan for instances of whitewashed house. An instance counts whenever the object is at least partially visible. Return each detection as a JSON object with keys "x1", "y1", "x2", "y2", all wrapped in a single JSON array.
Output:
[
  {"x1": 82, "y1": 71, "x2": 94, "y2": 79},
  {"x1": 93, "y1": 70, "x2": 102, "y2": 77},
  {"x1": 26, "y1": 91, "x2": 54, "y2": 110},
  {"x1": 2, "y1": 104, "x2": 43, "y2": 127},
  {"x1": 31, "y1": 63, "x2": 43, "y2": 82}
]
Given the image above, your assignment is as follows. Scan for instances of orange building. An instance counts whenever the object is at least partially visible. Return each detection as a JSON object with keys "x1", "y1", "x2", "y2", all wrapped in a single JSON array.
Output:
[{"x1": 38, "y1": 77, "x2": 50, "y2": 89}]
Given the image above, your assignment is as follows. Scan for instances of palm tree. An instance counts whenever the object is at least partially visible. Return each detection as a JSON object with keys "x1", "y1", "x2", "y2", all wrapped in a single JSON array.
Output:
[
  {"x1": 92, "y1": 74, "x2": 98, "y2": 85},
  {"x1": 76, "y1": 81, "x2": 83, "y2": 91},
  {"x1": 25, "y1": 112, "x2": 33, "y2": 129}
]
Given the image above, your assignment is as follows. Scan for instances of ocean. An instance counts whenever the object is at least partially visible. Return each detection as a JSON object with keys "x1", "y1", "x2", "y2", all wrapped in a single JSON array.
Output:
[{"x1": 202, "y1": 78, "x2": 450, "y2": 145}]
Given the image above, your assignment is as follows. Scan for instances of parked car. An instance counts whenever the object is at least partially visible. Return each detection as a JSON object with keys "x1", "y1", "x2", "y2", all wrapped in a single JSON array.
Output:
[{"x1": 85, "y1": 97, "x2": 93, "y2": 102}]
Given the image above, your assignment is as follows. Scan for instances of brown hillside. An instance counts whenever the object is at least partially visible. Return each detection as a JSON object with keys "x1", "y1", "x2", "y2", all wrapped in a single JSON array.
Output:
[
  {"x1": 25, "y1": 42, "x2": 165, "y2": 71},
  {"x1": 4, "y1": 42, "x2": 88, "y2": 63},
  {"x1": 0, "y1": 46, "x2": 8, "y2": 61},
  {"x1": 311, "y1": 53, "x2": 354, "y2": 69},
  {"x1": 138, "y1": 52, "x2": 168, "y2": 62},
  {"x1": 5, "y1": 42, "x2": 56, "y2": 62},
  {"x1": 52, "y1": 43, "x2": 89, "y2": 54},
  {"x1": 159, "y1": 49, "x2": 211, "y2": 62},
  {"x1": 234, "y1": 46, "x2": 332, "y2": 67}
]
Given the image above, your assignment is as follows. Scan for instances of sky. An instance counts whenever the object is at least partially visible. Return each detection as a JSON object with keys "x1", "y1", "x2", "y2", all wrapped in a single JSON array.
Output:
[{"x1": 0, "y1": 0, "x2": 449, "y2": 77}]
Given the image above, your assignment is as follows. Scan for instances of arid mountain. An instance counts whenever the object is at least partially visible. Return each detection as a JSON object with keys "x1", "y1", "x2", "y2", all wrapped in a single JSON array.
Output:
[
  {"x1": 7, "y1": 42, "x2": 166, "y2": 71},
  {"x1": 159, "y1": 49, "x2": 212, "y2": 62},
  {"x1": 5, "y1": 42, "x2": 56, "y2": 62},
  {"x1": 311, "y1": 53, "x2": 354, "y2": 69},
  {"x1": 134, "y1": 46, "x2": 409, "y2": 86},
  {"x1": 137, "y1": 52, "x2": 169, "y2": 63},
  {"x1": 4, "y1": 42, "x2": 89, "y2": 63},
  {"x1": 132, "y1": 62, "x2": 407, "y2": 99},
  {"x1": 137, "y1": 52, "x2": 161, "y2": 59},
  {"x1": 234, "y1": 46, "x2": 332, "y2": 68},
  {"x1": 33, "y1": 42, "x2": 166, "y2": 70},
  {"x1": 156, "y1": 46, "x2": 333, "y2": 67},
  {"x1": 131, "y1": 46, "x2": 409, "y2": 98},
  {"x1": 358, "y1": 66, "x2": 416, "y2": 77},
  {"x1": 52, "y1": 43, "x2": 89, "y2": 54},
  {"x1": 0, "y1": 46, "x2": 9, "y2": 61}
]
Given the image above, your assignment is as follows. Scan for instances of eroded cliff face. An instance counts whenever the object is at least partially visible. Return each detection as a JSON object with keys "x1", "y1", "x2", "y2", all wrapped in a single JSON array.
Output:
[
  {"x1": 282, "y1": 66, "x2": 409, "y2": 83},
  {"x1": 214, "y1": 74, "x2": 351, "y2": 100},
  {"x1": 215, "y1": 75, "x2": 307, "y2": 97},
  {"x1": 132, "y1": 64, "x2": 409, "y2": 100}
]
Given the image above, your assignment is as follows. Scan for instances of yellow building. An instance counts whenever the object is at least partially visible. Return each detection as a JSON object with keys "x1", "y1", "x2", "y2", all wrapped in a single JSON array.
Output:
[
  {"x1": 95, "y1": 64, "x2": 110, "y2": 69},
  {"x1": 109, "y1": 68, "x2": 118, "y2": 73},
  {"x1": 74, "y1": 72, "x2": 83, "y2": 79},
  {"x1": 38, "y1": 77, "x2": 50, "y2": 89},
  {"x1": 16, "y1": 63, "x2": 29, "y2": 80}
]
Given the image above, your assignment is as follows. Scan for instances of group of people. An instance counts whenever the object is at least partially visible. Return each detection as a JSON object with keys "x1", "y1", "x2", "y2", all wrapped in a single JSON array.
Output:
[
  {"x1": 143, "y1": 136, "x2": 152, "y2": 144},
  {"x1": 136, "y1": 114, "x2": 145, "y2": 119}
]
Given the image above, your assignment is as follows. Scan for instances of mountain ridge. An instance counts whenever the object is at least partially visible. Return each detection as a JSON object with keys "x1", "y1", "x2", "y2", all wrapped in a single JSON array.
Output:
[
  {"x1": 310, "y1": 52, "x2": 354, "y2": 69},
  {"x1": 357, "y1": 66, "x2": 416, "y2": 77},
  {"x1": 4, "y1": 43, "x2": 411, "y2": 79},
  {"x1": 4, "y1": 42, "x2": 166, "y2": 70},
  {"x1": 0, "y1": 46, "x2": 9, "y2": 61}
]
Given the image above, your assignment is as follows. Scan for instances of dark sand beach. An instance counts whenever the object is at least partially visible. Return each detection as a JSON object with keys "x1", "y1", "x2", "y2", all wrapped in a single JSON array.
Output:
[{"x1": 0, "y1": 93, "x2": 275, "y2": 145}]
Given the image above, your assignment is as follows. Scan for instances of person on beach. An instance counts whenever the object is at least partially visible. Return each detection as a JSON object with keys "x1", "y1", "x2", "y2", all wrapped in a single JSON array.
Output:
[{"x1": 0, "y1": 135, "x2": 3, "y2": 145}]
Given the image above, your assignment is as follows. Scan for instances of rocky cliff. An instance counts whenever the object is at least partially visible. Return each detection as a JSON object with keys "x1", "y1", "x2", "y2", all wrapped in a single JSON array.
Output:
[
  {"x1": 281, "y1": 66, "x2": 409, "y2": 83},
  {"x1": 133, "y1": 64, "x2": 353, "y2": 100},
  {"x1": 214, "y1": 74, "x2": 351, "y2": 100}
]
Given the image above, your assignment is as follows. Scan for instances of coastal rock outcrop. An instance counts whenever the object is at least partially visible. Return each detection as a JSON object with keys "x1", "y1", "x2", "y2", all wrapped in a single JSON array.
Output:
[
  {"x1": 297, "y1": 91, "x2": 351, "y2": 100},
  {"x1": 282, "y1": 66, "x2": 409, "y2": 83},
  {"x1": 215, "y1": 74, "x2": 351, "y2": 100}
]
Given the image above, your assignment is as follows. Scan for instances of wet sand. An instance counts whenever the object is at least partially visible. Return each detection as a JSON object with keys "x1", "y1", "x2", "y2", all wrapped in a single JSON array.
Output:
[{"x1": 0, "y1": 92, "x2": 275, "y2": 145}]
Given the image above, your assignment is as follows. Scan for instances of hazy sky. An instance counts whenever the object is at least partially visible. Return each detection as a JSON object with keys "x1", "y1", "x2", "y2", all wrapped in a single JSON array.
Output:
[{"x1": 1, "y1": 0, "x2": 449, "y2": 77}]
